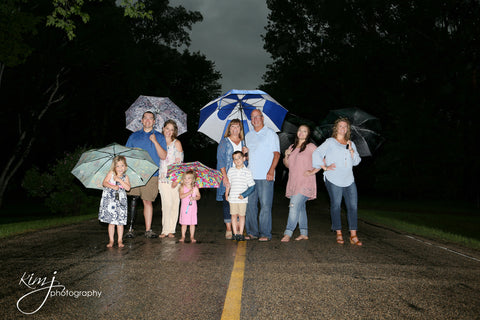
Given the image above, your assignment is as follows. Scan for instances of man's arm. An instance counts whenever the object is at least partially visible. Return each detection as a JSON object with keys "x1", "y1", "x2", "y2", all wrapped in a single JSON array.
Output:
[
  {"x1": 266, "y1": 151, "x2": 280, "y2": 181},
  {"x1": 149, "y1": 134, "x2": 167, "y2": 160}
]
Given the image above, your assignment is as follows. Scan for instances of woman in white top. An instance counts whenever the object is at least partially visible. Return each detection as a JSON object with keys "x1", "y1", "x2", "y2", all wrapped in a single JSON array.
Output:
[
  {"x1": 158, "y1": 120, "x2": 184, "y2": 238},
  {"x1": 307, "y1": 118, "x2": 362, "y2": 246}
]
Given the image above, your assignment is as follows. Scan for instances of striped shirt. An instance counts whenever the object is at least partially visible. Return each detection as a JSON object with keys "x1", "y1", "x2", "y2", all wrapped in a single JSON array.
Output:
[{"x1": 227, "y1": 166, "x2": 255, "y2": 203}]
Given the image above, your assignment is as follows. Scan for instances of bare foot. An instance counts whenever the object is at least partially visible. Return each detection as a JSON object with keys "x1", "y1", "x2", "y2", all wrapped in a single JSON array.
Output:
[
  {"x1": 118, "y1": 242, "x2": 125, "y2": 248},
  {"x1": 159, "y1": 234, "x2": 167, "y2": 238},
  {"x1": 106, "y1": 242, "x2": 114, "y2": 248},
  {"x1": 191, "y1": 238, "x2": 197, "y2": 243},
  {"x1": 281, "y1": 235, "x2": 291, "y2": 242},
  {"x1": 167, "y1": 233, "x2": 175, "y2": 238},
  {"x1": 295, "y1": 235, "x2": 309, "y2": 241},
  {"x1": 179, "y1": 238, "x2": 185, "y2": 242}
]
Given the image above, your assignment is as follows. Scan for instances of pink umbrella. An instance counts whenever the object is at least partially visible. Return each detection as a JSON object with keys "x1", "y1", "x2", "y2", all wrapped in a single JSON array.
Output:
[{"x1": 167, "y1": 161, "x2": 222, "y2": 188}]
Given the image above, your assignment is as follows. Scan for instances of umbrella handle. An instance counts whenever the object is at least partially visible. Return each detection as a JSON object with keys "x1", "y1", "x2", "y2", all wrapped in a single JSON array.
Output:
[{"x1": 239, "y1": 106, "x2": 247, "y2": 147}]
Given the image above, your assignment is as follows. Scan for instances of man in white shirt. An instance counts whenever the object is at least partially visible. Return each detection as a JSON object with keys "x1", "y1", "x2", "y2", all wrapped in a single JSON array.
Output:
[{"x1": 242, "y1": 109, "x2": 280, "y2": 241}]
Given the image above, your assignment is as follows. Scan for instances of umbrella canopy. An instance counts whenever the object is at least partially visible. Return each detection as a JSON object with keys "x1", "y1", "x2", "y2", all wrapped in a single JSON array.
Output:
[
  {"x1": 278, "y1": 113, "x2": 321, "y2": 152},
  {"x1": 125, "y1": 95, "x2": 187, "y2": 135},
  {"x1": 315, "y1": 108, "x2": 385, "y2": 157},
  {"x1": 167, "y1": 161, "x2": 222, "y2": 188},
  {"x1": 71, "y1": 143, "x2": 158, "y2": 190},
  {"x1": 198, "y1": 89, "x2": 288, "y2": 143}
]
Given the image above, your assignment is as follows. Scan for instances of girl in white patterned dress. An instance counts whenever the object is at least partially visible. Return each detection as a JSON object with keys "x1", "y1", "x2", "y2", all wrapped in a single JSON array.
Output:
[{"x1": 99, "y1": 156, "x2": 131, "y2": 247}]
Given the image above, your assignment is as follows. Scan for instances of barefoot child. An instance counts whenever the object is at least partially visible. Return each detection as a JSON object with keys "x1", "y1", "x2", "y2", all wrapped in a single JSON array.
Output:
[
  {"x1": 99, "y1": 156, "x2": 131, "y2": 247},
  {"x1": 225, "y1": 151, "x2": 255, "y2": 241},
  {"x1": 178, "y1": 170, "x2": 201, "y2": 243}
]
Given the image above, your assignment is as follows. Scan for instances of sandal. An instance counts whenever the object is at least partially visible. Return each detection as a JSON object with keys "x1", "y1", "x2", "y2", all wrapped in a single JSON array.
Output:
[
  {"x1": 350, "y1": 235, "x2": 363, "y2": 246},
  {"x1": 281, "y1": 235, "x2": 291, "y2": 242},
  {"x1": 336, "y1": 233, "x2": 344, "y2": 245},
  {"x1": 225, "y1": 231, "x2": 233, "y2": 240}
]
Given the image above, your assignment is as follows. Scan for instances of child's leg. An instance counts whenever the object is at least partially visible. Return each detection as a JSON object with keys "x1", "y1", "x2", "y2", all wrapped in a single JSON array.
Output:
[
  {"x1": 231, "y1": 214, "x2": 239, "y2": 235},
  {"x1": 190, "y1": 225, "x2": 196, "y2": 243},
  {"x1": 117, "y1": 225, "x2": 124, "y2": 247},
  {"x1": 238, "y1": 215, "x2": 245, "y2": 236},
  {"x1": 107, "y1": 224, "x2": 115, "y2": 247},
  {"x1": 179, "y1": 225, "x2": 187, "y2": 242}
]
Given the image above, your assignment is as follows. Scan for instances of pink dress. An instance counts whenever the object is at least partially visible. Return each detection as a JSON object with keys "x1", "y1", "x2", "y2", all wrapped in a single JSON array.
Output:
[
  {"x1": 285, "y1": 143, "x2": 317, "y2": 200},
  {"x1": 179, "y1": 186, "x2": 198, "y2": 225}
]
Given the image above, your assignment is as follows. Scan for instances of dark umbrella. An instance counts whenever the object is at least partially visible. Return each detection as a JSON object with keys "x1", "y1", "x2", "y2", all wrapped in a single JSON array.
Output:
[
  {"x1": 278, "y1": 113, "x2": 322, "y2": 152},
  {"x1": 315, "y1": 107, "x2": 384, "y2": 157}
]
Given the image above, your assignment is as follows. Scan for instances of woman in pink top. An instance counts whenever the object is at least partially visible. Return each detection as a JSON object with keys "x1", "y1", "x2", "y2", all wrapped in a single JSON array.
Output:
[{"x1": 281, "y1": 125, "x2": 317, "y2": 242}]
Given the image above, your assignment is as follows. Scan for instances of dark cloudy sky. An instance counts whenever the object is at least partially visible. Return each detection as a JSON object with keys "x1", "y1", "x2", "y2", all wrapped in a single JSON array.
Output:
[{"x1": 171, "y1": 0, "x2": 272, "y2": 94}]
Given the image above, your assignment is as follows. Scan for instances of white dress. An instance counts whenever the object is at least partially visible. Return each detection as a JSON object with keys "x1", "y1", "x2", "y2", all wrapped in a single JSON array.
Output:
[{"x1": 98, "y1": 173, "x2": 127, "y2": 225}]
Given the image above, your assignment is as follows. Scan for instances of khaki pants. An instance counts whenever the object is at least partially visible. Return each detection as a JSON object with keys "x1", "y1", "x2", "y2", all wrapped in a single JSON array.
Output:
[
  {"x1": 127, "y1": 176, "x2": 158, "y2": 202},
  {"x1": 159, "y1": 182, "x2": 180, "y2": 235}
]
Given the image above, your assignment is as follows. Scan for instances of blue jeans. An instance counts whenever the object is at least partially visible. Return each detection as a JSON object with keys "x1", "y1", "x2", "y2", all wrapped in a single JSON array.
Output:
[
  {"x1": 222, "y1": 194, "x2": 231, "y2": 223},
  {"x1": 246, "y1": 180, "x2": 274, "y2": 239},
  {"x1": 325, "y1": 179, "x2": 358, "y2": 231},
  {"x1": 284, "y1": 193, "x2": 309, "y2": 237}
]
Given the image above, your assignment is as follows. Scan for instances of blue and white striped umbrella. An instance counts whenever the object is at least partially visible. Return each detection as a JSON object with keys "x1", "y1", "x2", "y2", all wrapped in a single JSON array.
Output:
[{"x1": 198, "y1": 89, "x2": 288, "y2": 143}]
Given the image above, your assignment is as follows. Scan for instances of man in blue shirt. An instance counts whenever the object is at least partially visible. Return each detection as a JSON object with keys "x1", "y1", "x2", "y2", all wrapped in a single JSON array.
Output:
[
  {"x1": 243, "y1": 109, "x2": 280, "y2": 241},
  {"x1": 126, "y1": 111, "x2": 167, "y2": 238}
]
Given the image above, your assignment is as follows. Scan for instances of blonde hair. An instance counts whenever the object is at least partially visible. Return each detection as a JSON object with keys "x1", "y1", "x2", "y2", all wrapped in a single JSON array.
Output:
[
  {"x1": 223, "y1": 119, "x2": 244, "y2": 140},
  {"x1": 180, "y1": 170, "x2": 196, "y2": 188},
  {"x1": 110, "y1": 156, "x2": 127, "y2": 175},
  {"x1": 331, "y1": 117, "x2": 351, "y2": 141}
]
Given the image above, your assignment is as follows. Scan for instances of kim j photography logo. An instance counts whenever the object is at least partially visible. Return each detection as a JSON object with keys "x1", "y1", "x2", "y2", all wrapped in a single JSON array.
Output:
[{"x1": 16, "y1": 271, "x2": 102, "y2": 315}]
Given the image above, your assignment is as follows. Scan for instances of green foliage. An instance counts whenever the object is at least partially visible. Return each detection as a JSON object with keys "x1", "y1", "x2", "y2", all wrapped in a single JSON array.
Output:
[
  {"x1": 128, "y1": 0, "x2": 202, "y2": 47},
  {"x1": 45, "y1": 0, "x2": 153, "y2": 40},
  {"x1": 0, "y1": 0, "x2": 41, "y2": 66},
  {"x1": 119, "y1": 0, "x2": 152, "y2": 20},
  {"x1": 262, "y1": 0, "x2": 480, "y2": 203},
  {"x1": 22, "y1": 147, "x2": 98, "y2": 215},
  {"x1": 46, "y1": 0, "x2": 92, "y2": 40},
  {"x1": 1, "y1": 0, "x2": 221, "y2": 209}
]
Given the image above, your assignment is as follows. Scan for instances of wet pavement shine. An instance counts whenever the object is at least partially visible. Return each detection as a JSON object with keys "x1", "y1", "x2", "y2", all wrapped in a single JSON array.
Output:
[{"x1": 1, "y1": 189, "x2": 479, "y2": 319}]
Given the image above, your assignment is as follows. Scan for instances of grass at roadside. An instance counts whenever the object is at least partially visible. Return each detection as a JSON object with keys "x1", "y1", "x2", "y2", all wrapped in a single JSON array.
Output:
[
  {"x1": 1, "y1": 196, "x2": 479, "y2": 250},
  {"x1": 359, "y1": 198, "x2": 480, "y2": 250},
  {"x1": 0, "y1": 202, "x2": 97, "y2": 239},
  {"x1": 0, "y1": 214, "x2": 97, "y2": 238}
]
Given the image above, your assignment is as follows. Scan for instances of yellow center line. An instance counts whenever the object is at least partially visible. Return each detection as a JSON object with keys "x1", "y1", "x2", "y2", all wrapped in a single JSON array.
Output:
[{"x1": 221, "y1": 241, "x2": 247, "y2": 320}]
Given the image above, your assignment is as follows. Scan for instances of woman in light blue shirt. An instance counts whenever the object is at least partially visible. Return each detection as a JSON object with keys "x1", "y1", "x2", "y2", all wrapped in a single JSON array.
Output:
[{"x1": 307, "y1": 118, "x2": 363, "y2": 246}]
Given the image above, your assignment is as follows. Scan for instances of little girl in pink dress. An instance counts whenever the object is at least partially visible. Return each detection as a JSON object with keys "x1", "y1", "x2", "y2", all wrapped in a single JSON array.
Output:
[{"x1": 178, "y1": 170, "x2": 201, "y2": 243}]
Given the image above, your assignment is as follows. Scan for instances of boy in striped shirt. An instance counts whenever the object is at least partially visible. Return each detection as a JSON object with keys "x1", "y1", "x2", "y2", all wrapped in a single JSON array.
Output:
[{"x1": 225, "y1": 151, "x2": 255, "y2": 241}]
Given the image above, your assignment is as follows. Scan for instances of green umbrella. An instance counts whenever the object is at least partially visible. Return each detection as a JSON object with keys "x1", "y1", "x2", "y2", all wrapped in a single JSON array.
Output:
[{"x1": 71, "y1": 143, "x2": 158, "y2": 190}]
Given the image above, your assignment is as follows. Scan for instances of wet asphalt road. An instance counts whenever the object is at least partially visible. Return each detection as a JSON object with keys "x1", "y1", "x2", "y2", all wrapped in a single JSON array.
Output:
[{"x1": 1, "y1": 189, "x2": 479, "y2": 320}]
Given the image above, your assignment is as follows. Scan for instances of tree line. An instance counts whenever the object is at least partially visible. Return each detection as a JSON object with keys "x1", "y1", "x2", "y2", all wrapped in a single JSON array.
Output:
[
  {"x1": 261, "y1": 0, "x2": 480, "y2": 205},
  {"x1": 0, "y1": 0, "x2": 221, "y2": 208},
  {"x1": 1, "y1": 0, "x2": 479, "y2": 209}
]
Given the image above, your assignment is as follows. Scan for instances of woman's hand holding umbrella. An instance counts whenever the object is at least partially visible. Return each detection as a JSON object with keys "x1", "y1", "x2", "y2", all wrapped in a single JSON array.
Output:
[
  {"x1": 242, "y1": 146, "x2": 249, "y2": 159},
  {"x1": 347, "y1": 140, "x2": 355, "y2": 157}
]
